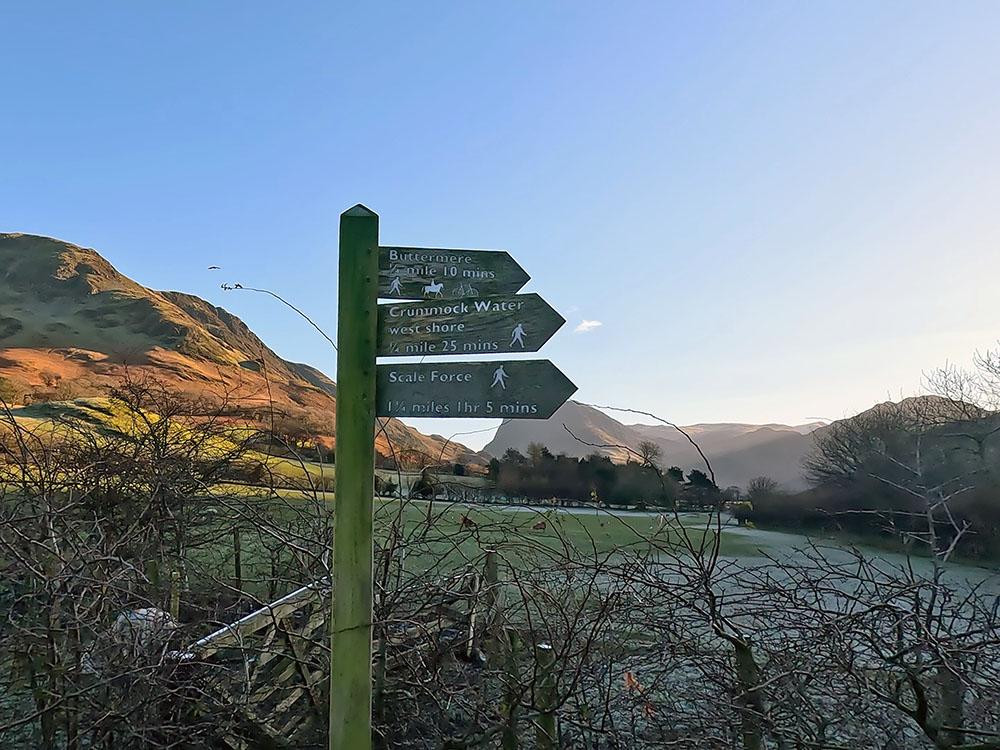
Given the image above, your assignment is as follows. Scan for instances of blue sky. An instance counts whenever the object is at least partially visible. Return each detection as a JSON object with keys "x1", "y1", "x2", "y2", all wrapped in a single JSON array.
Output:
[{"x1": 3, "y1": 2, "x2": 999, "y2": 448}]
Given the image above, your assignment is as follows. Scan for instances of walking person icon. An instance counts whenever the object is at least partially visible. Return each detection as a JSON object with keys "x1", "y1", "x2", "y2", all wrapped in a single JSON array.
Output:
[
  {"x1": 510, "y1": 323, "x2": 526, "y2": 348},
  {"x1": 491, "y1": 365, "x2": 508, "y2": 389},
  {"x1": 388, "y1": 276, "x2": 403, "y2": 296}
]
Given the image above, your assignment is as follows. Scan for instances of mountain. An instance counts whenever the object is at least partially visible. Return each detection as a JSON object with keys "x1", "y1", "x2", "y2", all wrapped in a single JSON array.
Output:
[
  {"x1": 483, "y1": 400, "x2": 645, "y2": 463},
  {"x1": 0, "y1": 233, "x2": 477, "y2": 463},
  {"x1": 801, "y1": 395, "x2": 995, "y2": 482},
  {"x1": 484, "y1": 400, "x2": 823, "y2": 489}
]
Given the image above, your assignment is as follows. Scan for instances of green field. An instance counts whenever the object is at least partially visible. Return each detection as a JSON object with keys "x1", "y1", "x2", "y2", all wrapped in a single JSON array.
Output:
[
  {"x1": 372, "y1": 499, "x2": 760, "y2": 557},
  {"x1": 182, "y1": 488, "x2": 771, "y2": 603}
]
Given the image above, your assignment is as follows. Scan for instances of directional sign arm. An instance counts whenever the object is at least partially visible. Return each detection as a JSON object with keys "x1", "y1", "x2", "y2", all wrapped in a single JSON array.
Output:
[
  {"x1": 376, "y1": 360, "x2": 576, "y2": 419},
  {"x1": 377, "y1": 293, "x2": 565, "y2": 357},
  {"x1": 378, "y1": 247, "x2": 530, "y2": 300}
]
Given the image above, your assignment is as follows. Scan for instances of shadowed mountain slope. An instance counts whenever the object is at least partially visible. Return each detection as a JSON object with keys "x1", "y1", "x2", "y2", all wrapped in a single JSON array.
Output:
[
  {"x1": 0, "y1": 233, "x2": 474, "y2": 463},
  {"x1": 485, "y1": 400, "x2": 823, "y2": 489}
]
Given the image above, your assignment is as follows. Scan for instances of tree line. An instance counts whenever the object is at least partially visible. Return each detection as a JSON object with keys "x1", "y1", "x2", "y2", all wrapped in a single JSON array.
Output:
[
  {"x1": 744, "y1": 346, "x2": 1000, "y2": 560},
  {"x1": 487, "y1": 441, "x2": 726, "y2": 509}
]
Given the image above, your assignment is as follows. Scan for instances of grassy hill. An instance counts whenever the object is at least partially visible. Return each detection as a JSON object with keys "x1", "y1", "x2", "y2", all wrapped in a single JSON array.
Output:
[{"x1": 0, "y1": 233, "x2": 479, "y2": 465}]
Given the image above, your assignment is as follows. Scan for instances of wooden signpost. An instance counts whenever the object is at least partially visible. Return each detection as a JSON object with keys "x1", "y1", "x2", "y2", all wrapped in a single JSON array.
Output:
[
  {"x1": 332, "y1": 206, "x2": 576, "y2": 750},
  {"x1": 331, "y1": 206, "x2": 378, "y2": 750}
]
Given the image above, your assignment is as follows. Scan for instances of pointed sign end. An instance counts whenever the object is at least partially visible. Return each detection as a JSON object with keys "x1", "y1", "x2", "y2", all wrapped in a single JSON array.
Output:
[{"x1": 343, "y1": 204, "x2": 378, "y2": 217}]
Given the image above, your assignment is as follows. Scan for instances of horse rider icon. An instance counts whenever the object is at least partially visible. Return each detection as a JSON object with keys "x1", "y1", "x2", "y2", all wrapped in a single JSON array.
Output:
[
  {"x1": 511, "y1": 323, "x2": 526, "y2": 348},
  {"x1": 491, "y1": 365, "x2": 508, "y2": 389},
  {"x1": 388, "y1": 276, "x2": 403, "y2": 296}
]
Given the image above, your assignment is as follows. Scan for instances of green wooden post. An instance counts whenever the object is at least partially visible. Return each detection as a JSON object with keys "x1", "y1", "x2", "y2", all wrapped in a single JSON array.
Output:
[{"x1": 330, "y1": 204, "x2": 379, "y2": 750}]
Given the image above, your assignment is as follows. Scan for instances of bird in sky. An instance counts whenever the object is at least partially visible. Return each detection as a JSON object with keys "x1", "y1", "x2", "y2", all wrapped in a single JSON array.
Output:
[{"x1": 208, "y1": 265, "x2": 220, "y2": 270}]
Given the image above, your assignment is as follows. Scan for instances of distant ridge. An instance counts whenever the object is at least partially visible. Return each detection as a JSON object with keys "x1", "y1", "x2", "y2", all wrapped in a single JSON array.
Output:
[{"x1": 485, "y1": 400, "x2": 823, "y2": 489}]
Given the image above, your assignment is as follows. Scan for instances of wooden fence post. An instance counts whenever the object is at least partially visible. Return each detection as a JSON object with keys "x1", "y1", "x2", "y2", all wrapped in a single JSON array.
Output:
[
  {"x1": 170, "y1": 571, "x2": 180, "y2": 620},
  {"x1": 483, "y1": 551, "x2": 500, "y2": 644},
  {"x1": 233, "y1": 527, "x2": 243, "y2": 600},
  {"x1": 465, "y1": 569, "x2": 483, "y2": 662},
  {"x1": 535, "y1": 642, "x2": 557, "y2": 750},
  {"x1": 502, "y1": 626, "x2": 522, "y2": 750},
  {"x1": 482, "y1": 550, "x2": 501, "y2": 706}
]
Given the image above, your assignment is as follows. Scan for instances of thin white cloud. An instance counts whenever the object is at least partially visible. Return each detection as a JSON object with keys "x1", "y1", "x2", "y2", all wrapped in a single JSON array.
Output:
[{"x1": 574, "y1": 319, "x2": 603, "y2": 333}]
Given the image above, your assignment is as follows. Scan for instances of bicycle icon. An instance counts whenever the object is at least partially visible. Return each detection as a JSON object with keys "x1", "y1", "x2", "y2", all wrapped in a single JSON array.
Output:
[{"x1": 454, "y1": 282, "x2": 479, "y2": 297}]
